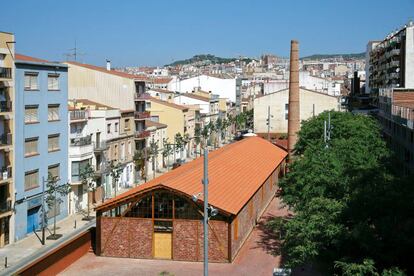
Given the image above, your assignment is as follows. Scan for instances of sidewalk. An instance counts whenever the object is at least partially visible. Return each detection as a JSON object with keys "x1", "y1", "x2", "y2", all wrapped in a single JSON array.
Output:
[{"x1": 0, "y1": 211, "x2": 95, "y2": 273}]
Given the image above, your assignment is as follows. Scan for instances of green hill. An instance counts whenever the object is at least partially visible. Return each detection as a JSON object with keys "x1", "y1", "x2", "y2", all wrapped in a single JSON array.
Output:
[
  {"x1": 167, "y1": 54, "x2": 253, "y2": 66},
  {"x1": 301, "y1": 52, "x2": 365, "y2": 60}
]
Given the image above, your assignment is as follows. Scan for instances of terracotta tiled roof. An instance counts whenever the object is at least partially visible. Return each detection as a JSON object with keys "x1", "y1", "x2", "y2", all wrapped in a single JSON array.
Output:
[
  {"x1": 149, "y1": 88, "x2": 175, "y2": 94},
  {"x1": 15, "y1": 53, "x2": 49, "y2": 63},
  {"x1": 393, "y1": 92, "x2": 414, "y2": 103},
  {"x1": 150, "y1": 97, "x2": 189, "y2": 111},
  {"x1": 96, "y1": 137, "x2": 287, "y2": 215},
  {"x1": 66, "y1": 61, "x2": 147, "y2": 81},
  {"x1": 72, "y1": 99, "x2": 115, "y2": 109},
  {"x1": 148, "y1": 77, "x2": 172, "y2": 84},
  {"x1": 146, "y1": 120, "x2": 168, "y2": 129},
  {"x1": 180, "y1": 93, "x2": 210, "y2": 102}
]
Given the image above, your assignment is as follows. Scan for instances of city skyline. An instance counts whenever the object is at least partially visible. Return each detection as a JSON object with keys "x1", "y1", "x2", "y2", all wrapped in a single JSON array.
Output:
[{"x1": 1, "y1": 0, "x2": 413, "y2": 67}]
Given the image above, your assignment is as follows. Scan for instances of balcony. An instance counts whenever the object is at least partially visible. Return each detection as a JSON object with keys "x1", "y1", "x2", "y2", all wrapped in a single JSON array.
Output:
[
  {"x1": 134, "y1": 130, "x2": 150, "y2": 139},
  {"x1": 70, "y1": 135, "x2": 92, "y2": 147},
  {"x1": 0, "y1": 167, "x2": 12, "y2": 183},
  {"x1": 0, "y1": 101, "x2": 12, "y2": 113},
  {"x1": 0, "y1": 133, "x2": 12, "y2": 148},
  {"x1": 0, "y1": 67, "x2": 12, "y2": 79},
  {"x1": 134, "y1": 93, "x2": 151, "y2": 101},
  {"x1": 0, "y1": 199, "x2": 11, "y2": 214},
  {"x1": 134, "y1": 111, "x2": 150, "y2": 120},
  {"x1": 70, "y1": 110, "x2": 88, "y2": 122},
  {"x1": 93, "y1": 141, "x2": 108, "y2": 152}
]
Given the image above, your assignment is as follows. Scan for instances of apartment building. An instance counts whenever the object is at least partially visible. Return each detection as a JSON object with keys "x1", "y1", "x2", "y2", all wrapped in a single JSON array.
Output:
[
  {"x1": 146, "y1": 120, "x2": 167, "y2": 173},
  {"x1": 168, "y1": 74, "x2": 237, "y2": 102},
  {"x1": 174, "y1": 92, "x2": 219, "y2": 125},
  {"x1": 66, "y1": 61, "x2": 149, "y2": 188},
  {"x1": 366, "y1": 22, "x2": 414, "y2": 94},
  {"x1": 368, "y1": 22, "x2": 414, "y2": 174},
  {"x1": 378, "y1": 88, "x2": 414, "y2": 173},
  {"x1": 14, "y1": 54, "x2": 68, "y2": 241},
  {"x1": 0, "y1": 32, "x2": 14, "y2": 247},
  {"x1": 68, "y1": 100, "x2": 135, "y2": 209}
]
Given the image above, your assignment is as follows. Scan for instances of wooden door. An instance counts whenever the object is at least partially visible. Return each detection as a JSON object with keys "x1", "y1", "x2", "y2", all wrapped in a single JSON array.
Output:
[{"x1": 154, "y1": 232, "x2": 172, "y2": 259}]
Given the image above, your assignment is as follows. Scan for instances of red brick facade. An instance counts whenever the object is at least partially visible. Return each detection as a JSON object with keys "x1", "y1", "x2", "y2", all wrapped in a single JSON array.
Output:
[
  {"x1": 98, "y1": 163, "x2": 285, "y2": 263},
  {"x1": 173, "y1": 219, "x2": 228, "y2": 262},
  {"x1": 230, "y1": 167, "x2": 280, "y2": 260},
  {"x1": 100, "y1": 217, "x2": 153, "y2": 259}
]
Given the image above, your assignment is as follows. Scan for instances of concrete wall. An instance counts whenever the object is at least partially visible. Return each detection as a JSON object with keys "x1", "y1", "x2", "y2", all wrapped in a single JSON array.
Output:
[
  {"x1": 254, "y1": 88, "x2": 341, "y2": 134},
  {"x1": 14, "y1": 62, "x2": 69, "y2": 241},
  {"x1": 66, "y1": 63, "x2": 135, "y2": 111}
]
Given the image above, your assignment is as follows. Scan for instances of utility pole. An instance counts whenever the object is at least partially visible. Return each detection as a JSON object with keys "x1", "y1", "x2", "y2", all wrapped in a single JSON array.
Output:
[
  {"x1": 41, "y1": 177, "x2": 46, "y2": 245},
  {"x1": 267, "y1": 106, "x2": 271, "y2": 141},
  {"x1": 202, "y1": 147, "x2": 209, "y2": 276}
]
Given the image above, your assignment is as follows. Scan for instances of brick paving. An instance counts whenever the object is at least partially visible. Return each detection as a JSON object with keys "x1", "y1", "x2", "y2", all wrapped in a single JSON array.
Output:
[{"x1": 60, "y1": 196, "x2": 292, "y2": 276}]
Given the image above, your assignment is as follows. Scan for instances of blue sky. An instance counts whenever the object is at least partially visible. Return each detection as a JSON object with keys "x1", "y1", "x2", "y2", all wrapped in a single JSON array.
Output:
[{"x1": 2, "y1": 0, "x2": 413, "y2": 67}]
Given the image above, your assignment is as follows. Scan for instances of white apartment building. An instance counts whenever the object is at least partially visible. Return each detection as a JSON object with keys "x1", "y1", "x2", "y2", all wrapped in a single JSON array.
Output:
[
  {"x1": 168, "y1": 74, "x2": 236, "y2": 102},
  {"x1": 263, "y1": 71, "x2": 341, "y2": 96}
]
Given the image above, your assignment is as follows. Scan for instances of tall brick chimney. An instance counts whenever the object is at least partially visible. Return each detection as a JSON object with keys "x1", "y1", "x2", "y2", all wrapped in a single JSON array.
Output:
[{"x1": 287, "y1": 40, "x2": 300, "y2": 159}]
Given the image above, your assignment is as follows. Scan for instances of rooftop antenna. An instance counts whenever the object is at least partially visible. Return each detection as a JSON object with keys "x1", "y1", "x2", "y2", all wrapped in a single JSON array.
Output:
[
  {"x1": 64, "y1": 39, "x2": 85, "y2": 62},
  {"x1": 324, "y1": 111, "x2": 332, "y2": 148}
]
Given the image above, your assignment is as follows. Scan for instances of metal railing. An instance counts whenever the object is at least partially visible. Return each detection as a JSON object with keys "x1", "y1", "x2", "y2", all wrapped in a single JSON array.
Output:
[
  {"x1": 93, "y1": 141, "x2": 108, "y2": 151},
  {"x1": 70, "y1": 136, "x2": 92, "y2": 147},
  {"x1": 0, "y1": 199, "x2": 12, "y2": 214},
  {"x1": 134, "y1": 130, "x2": 150, "y2": 139},
  {"x1": 0, "y1": 67, "x2": 12, "y2": 79},
  {"x1": 0, "y1": 133, "x2": 12, "y2": 146},
  {"x1": 134, "y1": 111, "x2": 150, "y2": 119},
  {"x1": 70, "y1": 110, "x2": 87, "y2": 121},
  {"x1": 0, "y1": 167, "x2": 12, "y2": 181},
  {"x1": 0, "y1": 101, "x2": 12, "y2": 112},
  {"x1": 134, "y1": 93, "x2": 151, "y2": 100}
]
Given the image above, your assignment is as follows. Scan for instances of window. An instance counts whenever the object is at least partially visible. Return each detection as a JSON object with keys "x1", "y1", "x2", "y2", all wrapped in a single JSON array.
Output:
[
  {"x1": 124, "y1": 119, "x2": 130, "y2": 130},
  {"x1": 24, "y1": 105, "x2": 39, "y2": 124},
  {"x1": 150, "y1": 116, "x2": 159, "y2": 122},
  {"x1": 128, "y1": 141, "x2": 132, "y2": 155},
  {"x1": 48, "y1": 134, "x2": 60, "y2": 152},
  {"x1": 47, "y1": 74, "x2": 60, "y2": 90},
  {"x1": 48, "y1": 164, "x2": 60, "y2": 179},
  {"x1": 25, "y1": 137, "x2": 39, "y2": 156},
  {"x1": 24, "y1": 72, "x2": 38, "y2": 90},
  {"x1": 121, "y1": 143, "x2": 126, "y2": 160},
  {"x1": 71, "y1": 159, "x2": 90, "y2": 182},
  {"x1": 114, "y1": 144, "x2": 118, "y2": 160},
  {"x1": 146, "y1": 102, "x2": 151, "y2": 109},
  {"x1": 107, "y1": 123, "x2": 111, "y2": 134},
  {"x1": 115, "y1": 122, "x2": 119, "y2": 133},
  {"x1": 248, "y1": 200, "x2": 253, "y2": 219},
  {"x1": 25, "y1": 170, "x2": 39, "y2": 190},
  {"x1": 48, "y1": 104, "x2": 60, "y2": 121},
  {"x1": 285, "y1": 103, "x2": 289, "y2": 120}
]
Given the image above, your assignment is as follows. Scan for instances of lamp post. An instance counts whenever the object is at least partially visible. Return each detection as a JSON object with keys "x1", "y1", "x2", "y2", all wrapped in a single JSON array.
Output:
[{"x1": 202, "y1": 147, "x2": 209, "y2": 276}]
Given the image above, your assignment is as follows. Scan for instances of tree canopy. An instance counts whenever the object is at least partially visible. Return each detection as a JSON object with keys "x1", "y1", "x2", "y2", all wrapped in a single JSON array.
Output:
[{"x1": 276, "y1": 111, "x2": 414, "y2": 275}]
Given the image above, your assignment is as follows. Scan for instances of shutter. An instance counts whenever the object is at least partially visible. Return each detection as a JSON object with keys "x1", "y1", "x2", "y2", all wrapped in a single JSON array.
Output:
[{"x1": 24, "y1": 75, "x2": 30, "y2": 89}]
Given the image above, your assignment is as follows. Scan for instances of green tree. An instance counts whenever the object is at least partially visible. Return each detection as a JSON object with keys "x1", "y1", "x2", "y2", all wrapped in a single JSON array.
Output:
[
  {"x1": 45, "y1": 173, "x2": 70, "y2": 239},
  {"x1": 174, "y1": 132, "x2": 184, "y2": 160},
  {"x1": 109, "y1": 161, "x2": 122, "y2": 197},
  {"x1": 276, "y1": 111, "x2": 414, "y2": 274},
  {"x1": 149, "y1": 138, "x2": 159, "y2": 179},
  {"x1": 79, "y1": 162, "x2": 95, "y2": 220},
  {"x1": 162, "y1": 138, "x2": 173, "y2": 169},
  {"x1": 133, "y1": 149, "x2": 146, "y2": 181},
  {"x1": 194, "y1": 125, "x2": 202, "y2": 157}
]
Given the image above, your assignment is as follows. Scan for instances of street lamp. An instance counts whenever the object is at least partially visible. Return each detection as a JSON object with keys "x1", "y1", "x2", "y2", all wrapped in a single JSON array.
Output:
[{"x1": 192, "y1": 147, "x2": 213, "y2": 276}]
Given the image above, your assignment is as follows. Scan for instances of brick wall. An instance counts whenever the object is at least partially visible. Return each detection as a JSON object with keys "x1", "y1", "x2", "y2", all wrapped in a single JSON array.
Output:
[
  {"x1": 100, "y1": 217, "x2": 152, "y2": 258},
  {"x1": 230, "y1": 168, "x2": 279, "y2": 260},
  {"x1": 173, "y1": 219, "x2": 229, "y2": 262}
]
